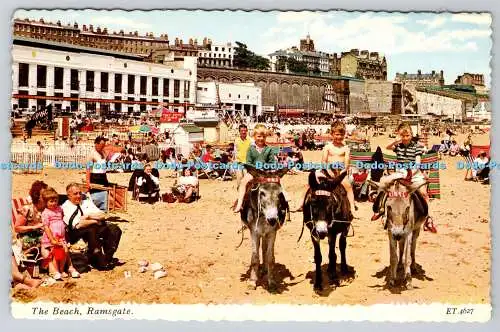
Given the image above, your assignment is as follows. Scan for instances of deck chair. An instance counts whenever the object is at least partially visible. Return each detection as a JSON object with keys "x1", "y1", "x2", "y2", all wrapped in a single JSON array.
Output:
[
  {"x1": 471, "y1": 145, "x2": 491, "y2": 159},
  {"x1": 11, "y1": 196, "x2": 44, "y2": 278},
  {"x1": 171, "y1": 171, "x2": 200, "y2": 202},
  {"x1": 133, "y1": 171, "x2": 161, "y2": 203},
  {"x1": 192, "y1": 155, "x2": 219, "y2": 180}
]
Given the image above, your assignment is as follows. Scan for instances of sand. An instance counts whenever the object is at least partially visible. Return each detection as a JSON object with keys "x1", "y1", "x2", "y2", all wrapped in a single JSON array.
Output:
[{"x1": 11, "y1": 132, "x2": 491, "y2": 305}]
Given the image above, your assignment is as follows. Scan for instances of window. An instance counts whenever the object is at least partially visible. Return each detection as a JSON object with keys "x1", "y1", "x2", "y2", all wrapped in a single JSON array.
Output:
[
  {"x1": 18, "y1": 63, "x2": 29, "y2": 87},
  {"x1": 215, "y1": 47, "x2": 218, "y2": 51},
  {"x1": 152, "y1": 77, "x2": 158, "y2": 96},
  {"x1": 229, "y1": 48, "x2": 231, "y2": 52},
  {"x1": 128, "y1": 75, "x2": 135, "y2": 94},
  {"x1": 54, "y1": 67, "x2": 64, "y2": 89},
  {"x1": 173, "y1": 80, "x2": 180, "y2": 98},
  {"x1": 18, "y1": 90, "x2": 28, "y2": 108},
  {"x1": 101, "y1": 72, "x2": 109, "y2": 92},
  {"x1": 222, "y1": 47, "x2": 225, "y2": 51},
  {"x1": 184, "y1": 81, "x2": 190, "y2": 99},
  {"x1": 37, "y1": 91, "x2": 46, "y2": 109},
  {"x1": 36, "y1": 65, "x2": 47, "y2": 88},
  {"x1": 86, "y1": 71, "x2": 94, "y2": 91},
  {"x1": 140, "y1": 76, "x2": 147, "y2": 95},
  {"x1": 140, "y1": 98, "x2": 146, "y2": 111},
  {"x1": 70, "y1": 69, "x2": 79, "y2": 90},
  {"x1": 114, "y1": 96, "x2": 122, "y2": 111},
  {"x1": 163, "y1": 78, "x2": 169, "y2": 96},
  {"x1": 228, "y1": 93, "x2": 231, "y2": 98},
  {"x1": 114, "y1": 73, "x2": 122, "y2": 93}
]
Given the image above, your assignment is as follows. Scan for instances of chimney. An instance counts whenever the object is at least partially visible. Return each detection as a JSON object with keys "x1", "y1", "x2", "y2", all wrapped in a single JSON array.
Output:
[
  {"x1": 180, "y1": 39, "x2": 183, "y2": 45},
  {"x1": 39, "y1": 18, "x2": 44, "y2": 23},
  {"x1": 351, "y1": 49, "x2": 359, "y2": 56},
  {"x1": 361, "y1": 50, "x2": 369, "y2": 57},
  {"x1": 417, "y1": 69, "x2": 421, "y2": 75},
  {"x1": 189, "y1": 38, "x2": 193, "y2": 45},
  {"x1": 74, "y1": 22, "x2": 78, "y2": 29},
  {"x1": 120, "y1": 29, "x2": 124, "y2": 35},
  {"x1": 83, "y1": 24, "x2": 87, "y2": 31},
  {"x1": 440, "y1": 70, "x2": 444, "y2": 78},
  {"x1": 89, "y1": 24, "x2": 93, "y2": 32},
  {"x1": 194, "y1": 38, "x2": 198, "y2": 46},
  {"x1": 432, "y1": 70, "x2": 435, "y2": 76},
  {"x1": 134, "y1": 31, "x2": 138, "y2": 36},
  {"x1": 370, "y1": 52, "x2": 378, "y2": 59},
  {"x1": 96, "y1": 26, "x2": 101, "y2": 34},
  {"x1": 56, "y1": 20, "x2": 61, "y2": 26},
  {"x1": 103, "y1": 28, "x2": 108, "y2": 34}
]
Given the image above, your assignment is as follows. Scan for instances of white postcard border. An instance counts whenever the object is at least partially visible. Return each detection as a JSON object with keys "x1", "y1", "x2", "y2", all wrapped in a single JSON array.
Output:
[{"x1": 11, "y1": 302, "x2": 491, "y2": 322}]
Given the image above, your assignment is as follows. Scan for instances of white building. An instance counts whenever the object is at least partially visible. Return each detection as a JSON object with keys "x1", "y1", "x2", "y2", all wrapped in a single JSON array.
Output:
[
  {"x1": 196, "y1": 81, "x2": 262, "y2": 118},
  {"x1": 268, "y1": 48, "x2": 330, "y2": 73},
  {"x1": 197, "y1": 42, "x2": 234, "y2": 68},
  {"x1": 11, "y1": 37, "x2": 197, "y2": 114}
]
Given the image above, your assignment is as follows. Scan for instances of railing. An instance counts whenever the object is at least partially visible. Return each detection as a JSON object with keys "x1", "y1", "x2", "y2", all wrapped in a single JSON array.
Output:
[{"x1": 10, "y1": 142, "x2": 179, "y2": 168}]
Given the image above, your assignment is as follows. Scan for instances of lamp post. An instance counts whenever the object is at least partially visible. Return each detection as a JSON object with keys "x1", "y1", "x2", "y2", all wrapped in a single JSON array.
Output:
[{"x1": 307, "y1": 89, "x2": 310, "y2": 120}]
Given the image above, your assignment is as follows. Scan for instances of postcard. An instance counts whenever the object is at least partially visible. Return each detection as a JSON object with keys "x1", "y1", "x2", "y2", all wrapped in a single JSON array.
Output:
[{"x1": 9, "y1": 9, "x2": 492, "y2": 321}]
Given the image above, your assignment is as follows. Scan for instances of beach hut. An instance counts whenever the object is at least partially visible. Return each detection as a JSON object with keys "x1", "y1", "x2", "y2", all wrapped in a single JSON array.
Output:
[{"x1": 173, "y1": 124, "x2": 204, "y2": 157}]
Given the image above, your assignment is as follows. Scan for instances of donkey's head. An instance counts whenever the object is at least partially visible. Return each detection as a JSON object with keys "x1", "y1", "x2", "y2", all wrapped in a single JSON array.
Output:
[
  {"x1": 246, "y1": 165, "x2": 289, "y2": 226},
  {"x1": 307, "y1": 170, "x2": 347, "y2": 240},
  {"x1": 377, "y1": 180, "x2": 426, "y2": 241}
]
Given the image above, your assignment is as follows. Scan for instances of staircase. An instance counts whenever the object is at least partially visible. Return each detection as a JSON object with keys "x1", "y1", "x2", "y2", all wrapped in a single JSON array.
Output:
[{"x1": 11, "y1": 119, "x2": 55, "y2": 138}]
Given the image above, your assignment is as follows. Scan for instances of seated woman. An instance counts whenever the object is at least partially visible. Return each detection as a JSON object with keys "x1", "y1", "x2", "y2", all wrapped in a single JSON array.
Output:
[
  {"x1": 171, "y1": 167, "x2": 199, "y2": 203},
  {"x1": 11, "y1": 255, "x2": 42, "y2": 290},
  {"x1": 136, "y1": 163, "x2": 161, "y2": 203},
  {"x1": 449, "y1": 140, "x2": 460, "y2": 156},
  {"x1": 12, "y1": 180, "x2": 49, "y2": 275}
]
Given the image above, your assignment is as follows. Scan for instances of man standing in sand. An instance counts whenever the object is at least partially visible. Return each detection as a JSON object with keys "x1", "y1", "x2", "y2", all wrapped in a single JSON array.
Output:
[{"x1": 234, "y1": 124, "x2": 252, "y2": 189}]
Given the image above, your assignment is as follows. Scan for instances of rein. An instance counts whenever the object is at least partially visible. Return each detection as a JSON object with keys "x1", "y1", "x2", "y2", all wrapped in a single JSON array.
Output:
[{"x1": 297, "y1": 190, "x2": 354, "y2": 243}]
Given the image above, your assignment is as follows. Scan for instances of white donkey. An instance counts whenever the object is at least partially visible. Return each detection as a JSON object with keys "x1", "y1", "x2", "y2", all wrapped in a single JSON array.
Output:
[{"x1": 369, "y1": 175, "x2": 428, "y2": 289}]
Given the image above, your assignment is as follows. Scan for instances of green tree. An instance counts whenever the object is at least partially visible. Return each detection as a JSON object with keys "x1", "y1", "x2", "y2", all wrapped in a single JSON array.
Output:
[
  {"x1": 233, "y1": 41, "x2": 270, "y2": 70},
  {"x1": 287, "y1": 57, "x2": 308, "y2": 73},
  {"x1": 276, "y1": 58, "x2": 287, "y2": 72}
]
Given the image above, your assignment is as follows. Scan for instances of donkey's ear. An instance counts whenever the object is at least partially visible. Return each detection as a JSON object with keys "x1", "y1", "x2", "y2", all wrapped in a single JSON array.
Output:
[
  {"x1": 327, "y1": 170, "x2": 348, "y2": 187},
  {"x1": 408, "y1": 181, "x2": 428, "y2": 196},
  {"x1": 274, "y1": 166, "x2": 289, "y2": 178},
  {"x1": 308, "y1": 170, "x2": 318, "y2": 189},
  {"x1": 245, "y1": 164, "x2": 260, "y2": 178}
]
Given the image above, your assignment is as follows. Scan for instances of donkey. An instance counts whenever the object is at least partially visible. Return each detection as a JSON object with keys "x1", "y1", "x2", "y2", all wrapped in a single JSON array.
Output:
[
  {"x1": 241, "y1": 165, "x2": 289, "y2": 291},
  {"x1": 303, "y1": 170, "x2": 353, "y2": 291},
  {"x1": 369, "y1": 178, "x2": 428, "y2": 289}
]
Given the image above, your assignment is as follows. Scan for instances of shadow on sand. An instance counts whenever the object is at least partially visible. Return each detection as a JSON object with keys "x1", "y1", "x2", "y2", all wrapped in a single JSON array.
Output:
[
  {"x1": 240, "y1": 263, "x2": 303, "y2": 294},
  {"x1": 369, "y1": 263, "x2": 433, "y2": 294},
  {"x1": 305, "y1": 264, "x2": 356, "y2": 297}
]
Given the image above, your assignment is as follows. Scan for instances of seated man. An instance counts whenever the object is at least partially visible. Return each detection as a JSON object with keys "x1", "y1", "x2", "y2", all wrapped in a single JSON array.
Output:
[
  {"x1": 62, "y1": 183, "x2": 122, "y2": 270},
  {"x1": 136, "y1": 163, "x2": 161, "y2": 203}
]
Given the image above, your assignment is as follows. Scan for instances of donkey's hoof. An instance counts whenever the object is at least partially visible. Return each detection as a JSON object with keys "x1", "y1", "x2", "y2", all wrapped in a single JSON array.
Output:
[
  {"x1": 247, "y1": 280, "x2": 257, "y2": 290},
  {"x1": 314, "y1": 283, "x2": 323, "y2": 292},
  {"x1": 329, "y1": 277, "x2": 340, "y2": 287},
  {"x1": 388, "y1": 279, "x2": 396, "y2": 288},
  {"x1": 268, "y1": 282, "x2": 278, "y2": 293}
]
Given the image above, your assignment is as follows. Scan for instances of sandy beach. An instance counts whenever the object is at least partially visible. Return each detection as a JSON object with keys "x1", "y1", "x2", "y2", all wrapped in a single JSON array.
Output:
[{"x1": 11, "y1": 132, "x2": 491, "y2": 305}]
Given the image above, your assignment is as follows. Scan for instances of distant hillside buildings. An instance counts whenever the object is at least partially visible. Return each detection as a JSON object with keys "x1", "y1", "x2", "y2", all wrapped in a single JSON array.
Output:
[{"x1": 269, "y1": 35, "x2": 387, "y2": 80}]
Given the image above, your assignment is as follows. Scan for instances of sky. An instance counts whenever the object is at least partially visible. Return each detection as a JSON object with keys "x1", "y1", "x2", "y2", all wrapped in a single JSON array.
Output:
[{"x1": 13, "y1": 10, "x2": 492, "y2": 87}]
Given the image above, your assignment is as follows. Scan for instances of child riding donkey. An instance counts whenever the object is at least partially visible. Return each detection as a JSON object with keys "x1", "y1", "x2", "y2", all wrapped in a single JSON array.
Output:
[
  {"x1": 371, "y1": 122, "x2": 437, "y2": 233},
  {"x1": 233, "y1": 124, "x2": 288, "y2": 216}
]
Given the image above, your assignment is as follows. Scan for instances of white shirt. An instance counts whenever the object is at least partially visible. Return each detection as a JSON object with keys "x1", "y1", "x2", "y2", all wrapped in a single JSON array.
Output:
[
  {"x1": 62, "y1": 196, "x2": 102, "y2": 228},
  {"x1": 178, "y1": 175, "x2": 198, "y2": 187}
]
